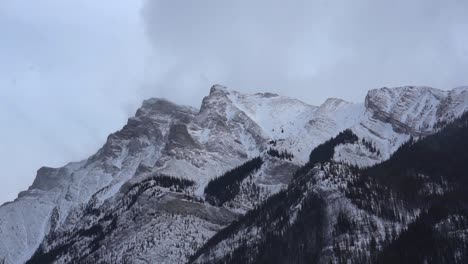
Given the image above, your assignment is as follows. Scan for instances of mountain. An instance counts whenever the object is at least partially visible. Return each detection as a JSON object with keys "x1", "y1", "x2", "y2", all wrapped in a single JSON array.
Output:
[
  {"x1": 0, "y1": 85, "x2": 467, "y2": 264},
  {"x1": 191, "y1": 109, "x2": 468, "y2": 264}
]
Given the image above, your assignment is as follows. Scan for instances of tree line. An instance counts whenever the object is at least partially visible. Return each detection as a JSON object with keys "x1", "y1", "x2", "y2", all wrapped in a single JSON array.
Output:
[{"x1": 204, "y1": 157, "x2": 264, "y2": 206}]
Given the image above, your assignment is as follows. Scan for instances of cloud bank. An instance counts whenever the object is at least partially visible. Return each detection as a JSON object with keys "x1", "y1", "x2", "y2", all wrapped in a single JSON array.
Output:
[{"x1": 142, "y1": 0, "x2": 468, "y2": 105}]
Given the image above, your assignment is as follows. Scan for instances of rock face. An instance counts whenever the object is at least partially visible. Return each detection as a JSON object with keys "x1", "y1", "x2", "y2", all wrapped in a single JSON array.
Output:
[
  {"x1": 0, "y1": 85, "x2": 467, "y2": 264},
  {"x1": 365, "y1": 86, "x2": 454, "y2": 135}
]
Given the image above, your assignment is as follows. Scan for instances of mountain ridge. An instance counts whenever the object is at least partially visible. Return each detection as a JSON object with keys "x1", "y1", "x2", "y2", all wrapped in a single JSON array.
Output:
[{"x1": 0, "y1": 84, "x2": 467, "y2": 264}]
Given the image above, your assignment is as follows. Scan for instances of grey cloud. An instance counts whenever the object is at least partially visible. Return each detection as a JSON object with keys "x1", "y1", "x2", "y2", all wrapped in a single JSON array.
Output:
[
  {"x1": 0, "y1": 0, "x2": 149, "y2": 204},
  {"x1": 142, "y1": 0, "x2": 468, "y2": 105}
]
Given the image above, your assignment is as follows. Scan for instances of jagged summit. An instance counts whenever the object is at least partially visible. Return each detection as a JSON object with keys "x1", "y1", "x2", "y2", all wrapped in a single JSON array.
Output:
[
  {"x1": 209, "y1": 84, "x2": 229, "y2": 94},
  {"x1": 137, "y1": 97, "x2": 197, "y2": 118}
]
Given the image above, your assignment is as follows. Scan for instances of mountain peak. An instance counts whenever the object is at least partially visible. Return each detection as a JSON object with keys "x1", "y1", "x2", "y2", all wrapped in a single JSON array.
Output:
[
  {"x1": 209, "y1": 84, "x2": 229, "y2": 95},
  {"x1": 363, "y1": 86, "x2": 462, "y2": 135},
  {"x1": 136, "y1": 97, "x2": 196, "y2": 120},
  {"x1": 365, "y1": 85, "x2": 446, "y2": 112},
  {"x1": 451, "y1": 86, "x2": 468, "y2": 94},
  {"x1": 366, "y1": 86, "x2": 446, "y2": 103}
]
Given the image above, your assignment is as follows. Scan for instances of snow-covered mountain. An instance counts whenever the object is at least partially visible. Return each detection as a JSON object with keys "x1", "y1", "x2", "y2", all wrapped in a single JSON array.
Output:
[
  {"x1": 0, "y1": 85, "x2": 467, "y2": 264},
  {"x1": 191, "y1": 104, "x2": 468, "y2": 264}
]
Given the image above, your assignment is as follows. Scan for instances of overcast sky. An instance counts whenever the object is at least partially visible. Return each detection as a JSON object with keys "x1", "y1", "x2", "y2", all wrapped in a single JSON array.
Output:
[{"x1": 1, "y1": 0, "x2": 468, "y2": 204}]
